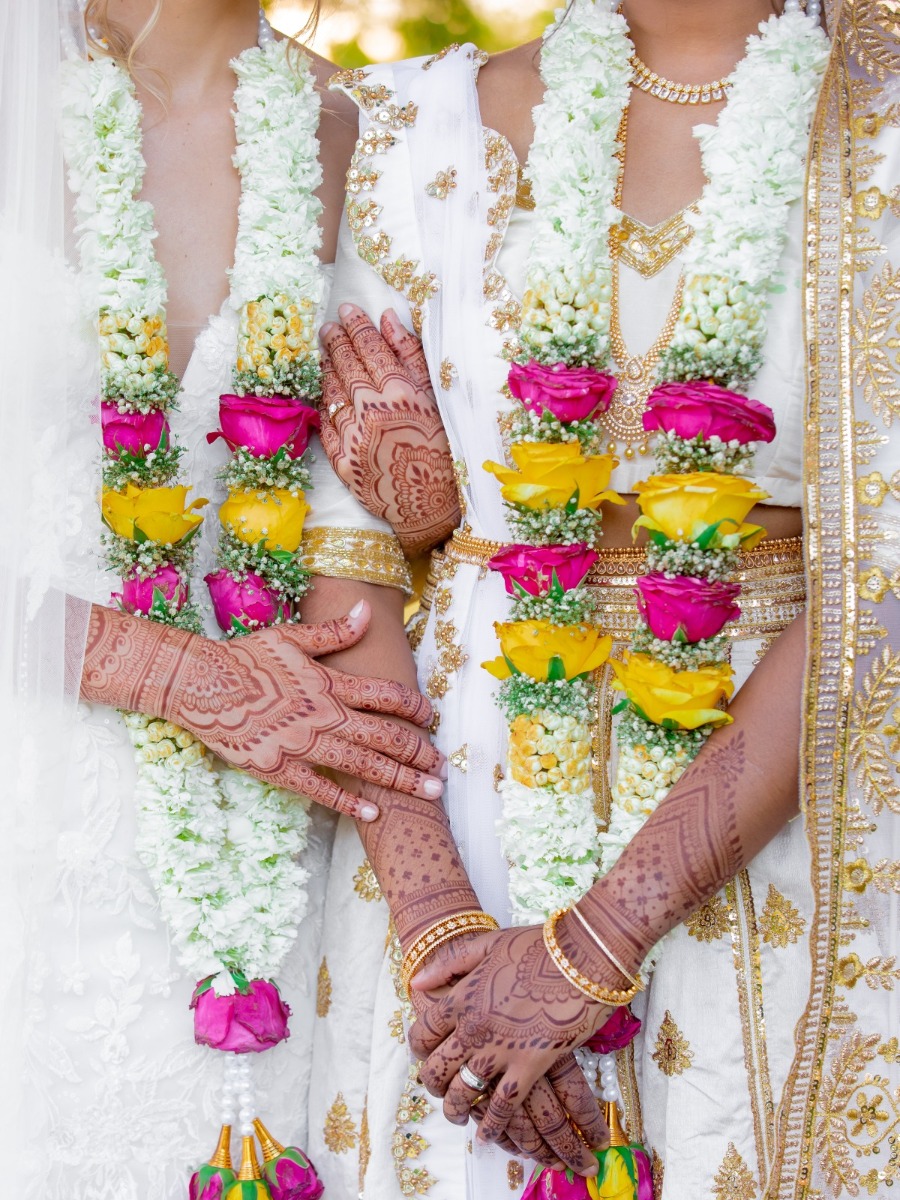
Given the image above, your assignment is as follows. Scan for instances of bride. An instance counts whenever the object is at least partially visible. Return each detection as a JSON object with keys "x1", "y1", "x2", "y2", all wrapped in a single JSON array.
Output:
[{"x1": 313, "y1": 0, "x2": 900, "y2": 1197}]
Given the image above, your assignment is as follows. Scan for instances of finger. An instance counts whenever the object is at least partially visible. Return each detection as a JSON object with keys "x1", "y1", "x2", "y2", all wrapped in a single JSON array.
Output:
[
  {"x1": 381, "y1": 308, "x2": 433, "y2": 391},
  {"x1": 338, "y1": 302, "x2": 409, "y2": 390},
  {"x1": 443, "y1": 1069, "x2": 493, "y2": 1126},
  {"x1": 326, "y1": 667, "x2": 435, "y2": 729},
  {"x1": 504, "y1": 1108, "x2": 563, "y2": 1171},
  {"x1": 272, "y1": 760, "x2": 380, "y2": 822},
  {"x1": 408, "y1": 995, "x2": 457, "y2": 1061},
  {"x1": 341, "y1": 709, "x2": 443, "y2": 775},
  {"x1": 473, "y1": 1070, "x2": 525, "y2": 1145},
  {"x1": 281, "y1": 603, "x2": 369, "y2": 657},
  {"x1": 319, "y1": 349, "x2": 354, "y2": 425},
  {"x1": 412, "y1": 932, "x2": 499, "y2": 992},
  {"x1": 546, "y1": 1055, "x2": 610, "y2": 1151},
  {"x1": 522, "y1": 1076, "x2": 598, "y2": 1176},
  {"x1": 307, "y1": 732, "x2": 444, "y2": 801},
  {"x1": 320, "y1": 321, "x2": 373, "y2": 396}
]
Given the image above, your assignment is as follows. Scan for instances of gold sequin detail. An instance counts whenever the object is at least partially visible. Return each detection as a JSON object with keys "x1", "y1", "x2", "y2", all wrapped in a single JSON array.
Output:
[
  {"x1": 426, "y1": 168, "x2": 458, "y2": 200},
  {"x1": 651, "y1": 1150, "x2": 665, "y2": 1196},
  {"x1": 323, "y1": 1093, "x2": 357, "y2": 1154},
  {"x1": 316, "y1": 958, "x2": 332, "y2": 1018},
  {"x1": 389, "y1": 1010, "x2": 405, "y2": 1042},
  {"x1": 611, "y1": 207, "x2": 697, "y2": 279},
  {"x1": 426, "y1": 619, "x2": 467, "y2": 700},
  {"x1": 353, "y1": 859, "x2": 384, "y2": 903},
  {"x1": 434, "y1": 586, "x2": 452, "y2": 615},
  {"x1": 491, "y1": 298, "x2": 522, "y2": 332},
  {"x1": 759, "y1": 884, "x2": 807, "y2": 949},
  {"x1": 423, "y1": 43, "x2": 461, "y2": 70},
  {"x1": 507, "y1": 1161, "x2": 525, "y2": 1189},
  {"x1": 328, "y1": 67, "x2": 369, "y2": 88},
  {"x1": 359, "y1": 1099, "x2": 371, "y2": 1193},
  {"x1": 393, "y1": 1064, "x2": 435, "y2": 1195},
  {"x1": 449, "y1": 745, "x2": 468, "y2": 773},
  {"x1": 439, "y1": 358, "x2": 457, "y2": 390},
  {"x1": 685, "y1": 894, "x2": 731, "y2": 942},
  {"x1": 712, "y1": 1144, "x2": 758, "y2": 1200},
  {"x1": 493, "y1": 764, "x2": 504, "y2": 792},
  {"x1": 652, "y1": 1011, "x2": 694, "y2": 1076}
]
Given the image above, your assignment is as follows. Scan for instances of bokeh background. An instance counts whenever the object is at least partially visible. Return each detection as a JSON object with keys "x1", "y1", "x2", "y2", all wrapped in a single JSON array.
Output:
[{"x1": 267, "y1": 0, "x2": 552, "y2": 62}]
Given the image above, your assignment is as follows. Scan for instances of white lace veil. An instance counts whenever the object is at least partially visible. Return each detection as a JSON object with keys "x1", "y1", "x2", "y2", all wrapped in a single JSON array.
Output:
[{"x1": 0, "y1": 0, "x2": 99, "y2": 1168}]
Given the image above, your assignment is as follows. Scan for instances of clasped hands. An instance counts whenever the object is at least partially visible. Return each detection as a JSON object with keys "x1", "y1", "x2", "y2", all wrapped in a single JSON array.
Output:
[{"x1": 405, "y1": 916, "x2": 624, "y2": 1178}]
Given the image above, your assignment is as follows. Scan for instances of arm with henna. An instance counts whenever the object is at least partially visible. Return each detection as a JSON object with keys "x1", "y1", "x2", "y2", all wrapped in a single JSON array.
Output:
[{"x1": 409, "y1": 613, "x2": 806, "y2": 1166}]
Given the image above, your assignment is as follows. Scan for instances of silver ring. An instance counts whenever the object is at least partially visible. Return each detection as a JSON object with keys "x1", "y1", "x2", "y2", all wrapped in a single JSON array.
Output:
[{"x1": 459, "y1": 1063, "x2": 491, "y2": 1094}]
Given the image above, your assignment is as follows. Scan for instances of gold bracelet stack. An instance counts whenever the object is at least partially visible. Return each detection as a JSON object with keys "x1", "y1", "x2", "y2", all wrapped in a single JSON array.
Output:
[
  {"x1": 570, "y1": 902, "x2": 642, "y2": 991},
  {"x1": 543, "y1": 909, "x2": 643, "y2": 1007},
  {"x1": 401, "y1": 910, "x2": 500, "y2": 997}
]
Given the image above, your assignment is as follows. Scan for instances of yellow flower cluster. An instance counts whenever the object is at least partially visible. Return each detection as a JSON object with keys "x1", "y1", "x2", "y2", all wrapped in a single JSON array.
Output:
[
  {"x1": 614, "y1": 740, "x2": 692, "y2": 817},
  {"x1": 484, "y1": 620, "x2": 612, "y2": 682},
  {"x1": 611, "y1": 652, "x2": 734, "y2": 730},
  {"x1": 508, "y1": 708, "x2": 592, "y2": 793},
  {"x1": 219, "y1": 487, "x2": 309, "y2": 552},
  {"x1": 633, "y1": 471, "x2": 768, "y2": 548},
  {"x1": 98, "y1": 311, "x2": 169, "y2": 376},
  {"x1": 128, "y1": 714, "x2": 206, "y2": 769},
  {"x1": 102, "y1": 484, "x2": 207, "y2": 544},
  {"x1": 484, "y1": 443, "x2": 622, "y2": 513},
  {"x1": 236, "y1": 294, "x2": 317, "y2": 382}
]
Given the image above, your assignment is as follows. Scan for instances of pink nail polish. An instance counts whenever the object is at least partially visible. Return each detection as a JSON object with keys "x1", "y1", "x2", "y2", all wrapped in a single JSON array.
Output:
[
  {"x1": 359, "y1": 803, "x2": 379, "y2": 821},
  {"x1": 422, "y1": 779, "x2": 443, "y2": 799}
]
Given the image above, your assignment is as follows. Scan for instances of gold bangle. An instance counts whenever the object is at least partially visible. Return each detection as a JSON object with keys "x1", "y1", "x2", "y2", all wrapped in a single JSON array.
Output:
[
  {"x1": 569, "y1": 902, "x2": 642, "y2": 990},
  {"x1": 401, "y1": 911, "x2": 500, "y2": 996},
  {"x1": 542, "y1": 909, "x2": 643, "y2": 1007},
  {"x1": 300, "y1": 527, "x2": 413, "y2": 596}
]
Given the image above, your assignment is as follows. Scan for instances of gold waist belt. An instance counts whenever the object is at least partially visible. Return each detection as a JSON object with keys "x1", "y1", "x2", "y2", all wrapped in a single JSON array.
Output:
[{"x1": 429, "y1": 528, "x2": 806, "y2": 641}]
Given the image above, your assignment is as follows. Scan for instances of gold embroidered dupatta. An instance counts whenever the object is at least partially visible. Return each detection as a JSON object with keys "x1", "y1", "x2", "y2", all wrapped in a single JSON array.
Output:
[{"x1": 773, "y1": 4, "x2": 900, "y2": 1195}]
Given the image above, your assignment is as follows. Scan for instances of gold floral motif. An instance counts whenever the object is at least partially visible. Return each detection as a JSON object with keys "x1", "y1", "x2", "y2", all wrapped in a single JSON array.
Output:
[
  {"x1": 434, "y1": 586, "x2": 453, "y2": 615},
  {"x1": 439, "y1": 358, "x2": 457, "y2": 390},
  {"x1": 491, "y1": 298, "x2": 522, "y2": 332},
  {"x1": 487, "y1": 193, "x2": 515, "y2": 228},
  {"x1": 347, "y1": 199, "x2": 381, "y2": 233},
  {"x1": 507, "y1": 1161, "x2": 524, "y2": 1190},
  {"x1": 323, "y1": 1093, "x2": 357, "y2": 1154},
  {"x1": 329, "y1": 67, "x2": 370, "y2": 88},
  {"x1": 426, "y1": 618, "x2": 468, "y2": 700},
  {"x1": 844, "y1": 858, "x2": 875, "y2": 892},
  {"x1": 858, "y1": 563, "x2": 900, "y2": 603},
  {"x1": 449, "y1": 745, "x2": 469, "y2": 773},
  {"x1": 359, "y1": 1099, "x2": 371, "y2": 1194},
  {"x1": 357, "y1": 127, "x2": 398, "y2": 157},
  {"x1": 389, "y1": 1010, "x2": 405, "y2": 1042},
  {"x1": 852, "y1": 260, "x2": 900, "y2": 427},
  {"x1": 712, "y1": 1144, "x2": 758, "y2": 1200},
  {"x1": 357, "y1": 231, "x2": 393, "y2": 267},
  {"x1": 425, "y1": 168, "x2": 458, "y2": 200},
  {"x1": 854, "y1": 185, "x2": 900, "y2": 220},
  {"x1": 856, "y1": 470, "x2": 899, "y2": 506},
  {"x1": 853, "y1": 112, "x2": 886, "y2": 138},
  {"x1": 488, "y1": 157, "x2": 517, "y2": 193},
  {"x1": 484, "y1": 270, "x2": 506, "y2": 300},
  {"x1": 346, "y1": 162, "x2": 381, "y2": 196},
  {"x1": 844, "y1": 0, "x2": 900, "y2": 81},
  {"x1": 685, "y1": 894, "x2": 731, "y2": 942},
  {"x1": 759, "y1": 884, "x2": 807, "y2": 949},
  {"x1": 351, "y1": 83, "x2": 393, "y2": 110},
  {"x1": 879, "y1": 1037, "x2": 900, "y2": 1063},
  {"x1": 316, "y1": 958, "x2": 332, "y2": 1018},
  {"x1": 353, "y1": 859, "x2": 384, "y2": 903},
  {"x1": 850, "y1": 646, "x2": 900, "y2": 813},
  {"x1": 652, "y1": 1011, "x2": 693, "y2": 1076},
  {"x1": 393, "y1": 1064, "x2": 436, "y2": 1196},
  {"x1": 837, "y1": 951, "x2": 900, "y2": 990},
  {"x1": 423, "y1": 43, "x2": 461, "y2": 70},
  {"x1": 651, "y1": 1150, "x2": 664, "y2": 1196}
]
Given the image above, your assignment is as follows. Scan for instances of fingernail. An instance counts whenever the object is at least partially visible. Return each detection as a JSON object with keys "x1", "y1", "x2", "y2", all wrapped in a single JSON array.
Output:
[
  {"x1": 438, "y1": 758, "x2": 449, "y2": 781},
  {"x1": 359, "y1": 802, "x2": 379, "y2": 822},
  {"x1": 338, "y1": 302, "x2": 357, "y2": 319},
  {"x1": 320, "y1": 321, "x2": 337, "y2": 337},
  {"x1": 422, "y1": 778, "x2": 443, "y2": 799},
  {"x1": 349, "y1": 600, "x2": 365, "y2": 619},
  {"x1": 585, "y1": 1164, "x2": 599, "y2": 1177}
]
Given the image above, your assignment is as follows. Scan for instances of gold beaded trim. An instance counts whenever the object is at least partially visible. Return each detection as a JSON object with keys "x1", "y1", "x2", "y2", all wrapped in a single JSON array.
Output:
[
  {"x1": 401, "y1": 910, "x2": 500, "y2": 996},
  {"x1": 630, "y1": 53, "x2": 733, "y2": 105},
  {"x1": 543, "y1": 909, "x2": 643, "y2": 1007},
  {"x1": 300, "y1": 527, "x2": 413, "y2": 596}
]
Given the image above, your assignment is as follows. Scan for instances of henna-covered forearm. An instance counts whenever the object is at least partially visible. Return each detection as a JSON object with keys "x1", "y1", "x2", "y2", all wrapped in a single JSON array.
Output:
[
  {"x1": 80, "y1": 602, "x2": 194, "y2": 714},
  {"x1": 576, "y1": 613, "x2": 806, "y2": 977}
]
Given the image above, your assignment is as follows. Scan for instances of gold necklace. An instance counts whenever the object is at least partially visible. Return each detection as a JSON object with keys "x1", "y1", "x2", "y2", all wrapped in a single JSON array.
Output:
[
  {"x1": 630, "y1": 52, "x2": 733, "y2": 105},
  {"x1": 603, "y1": 104, "x2": 686, "y2": 459}
]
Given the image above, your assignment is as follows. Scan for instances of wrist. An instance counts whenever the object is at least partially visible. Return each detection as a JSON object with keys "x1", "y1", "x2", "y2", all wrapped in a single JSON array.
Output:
[
  {"x1": 577, "y1": 883, "x2": 650, "y2": 983},
  {"x1": 555, "y1": 909, "x2": 634, "y2": 994},
  {"x1": 81, "y1": 605, "x2": 197, "y2": 717}
]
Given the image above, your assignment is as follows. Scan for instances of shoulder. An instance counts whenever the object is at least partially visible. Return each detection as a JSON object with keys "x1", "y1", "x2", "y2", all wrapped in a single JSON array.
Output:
[{"x1": 477, "y1": 40, "x2": 543, "y2": 163}]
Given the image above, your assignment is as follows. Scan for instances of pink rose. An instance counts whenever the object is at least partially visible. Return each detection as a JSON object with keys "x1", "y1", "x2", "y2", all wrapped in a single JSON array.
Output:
[
  {"x1": 522, "y1": 1166, "x2": 594, "y2": 1199},
  {"x1": 266, "y1": 1150, "x2": 325, "y2": 1200},
  {"x1": 487, "y1": 544, "x2": 599, "y2": 597},
  {"x1": 189, "y1": 1169, "x2": 231, "y2": 1200},
  {"x1": 584, "y1": 1006, "x2": 642, "y2": 1055},
  {"x1": 113, "y1": 564, "x2": 187, "y2": 616},
  {"x1": 101, "y1": 401, "x2": 169, "y2": 458},
  {"x1": 643, "y1": 381, "x2": 776, "y2": 445},
  {"x1": 208, "y1": 394, "x2": 321, "y2": 459},
  {"x1": 509, "y1": 361, "x2": 617, "y2": 424},
  {"x1": 191, "y1": 976, "x2": 291, "y2": 1054},
  {"x1": 636, "y1": 573, "x2": 742, "y2": 643},
  {"x1": 205, "y1": 570, "x2": 292, "y2": 633}
]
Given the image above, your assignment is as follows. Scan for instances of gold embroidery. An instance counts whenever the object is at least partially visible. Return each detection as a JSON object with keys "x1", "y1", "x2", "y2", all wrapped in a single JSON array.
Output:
[
  {"x1": 759, "y1": 884, "x2": 807, "y2": 949},
  {"x1": 493, "y1": 764, "x2": 504, "y2": 791},
  {"x1": 423, "y1": 44, "x2": 461, "y2": 70},
  {"x1": 393, "y1": 1064, "x2": 436, "y2": 1195},
  {"x1": 357, "y1": 127, "x2": 398, "y2": 158},
  {"x1": 449, "y1": 745, "x2": 469, "y2": 773},
  {"x1": 452, "y1": 459, "x2": 469, "y2": 518},
  {"x1": 858, "y1": 563, "x2": 900, "y2": 603},
  {"x1": 850, "y1": 646, "x2": 900, "y2": 813},
  {"x1": 491, "y1": 298, "x2": 522, "y2": 332},
  {"x1": 685, "y1": 894, "x2": 731, "y2": 942},
  {"x1": 439, "y1": 359, "x2": 457, "y2": 390},
  {"x1": 611, "y1": 207, "x2": 697, "y2": 279},
  {"x1": 353, "y1": 859, "x2": 384, "y2": 903},
  {"x1": 651, "y1": 1150, "x2": 664, "y2": 1196},
  {"x1": 426, "y1": 618, "x2": 468, "y2": 700},
  {"x1": 879, "y1": 1036, "x2": 900, "y2": 1063},
  {"x1": 837, "y1": 951, "x2": 900, "y2": 990},
  {"x1": 359, "y1": 1098, "x2": 371, "y2": 1194},
  {"x1": 346, "y1": 162, "x2": 381, "y2": 196},
  {"x1": 301, "y1": 528, "x2": 413, "y2": 595},
  {"x1": 323, "y1": 1093, "x2": 357, "y2": 1153},
  {"x1": 347, "y1": 199, "x2": 381, "y2": 233},
  {"x1": 852, "y1": 260, "x2": 900, "y2": 427},
  {"x1": 434, "y1": 586, "x2": 453, "y2": 615},
  {"x1": 488, "y1": 193, "x2": 515, "y2": 228},
  {"x1": 853, "y1": 112, "x2": 886, "y2": 138},
  {"x1": 484, "y1": 270, "x2": 506, "y2": 301},
  {"x1": 652, "y1": 1011, "x2": 693, "y2": 1076},
  {"x1": 316, "y1": 958, "x2": 332, "y2": 1018},
  {"x1": 853, "y1": 185, "x2": 900, "y2": 220},
  {"x1": 507, "y1": 1161, "x2": 524, "y2": 1190},
  {"x1": 712, "y1": 1144, "x2": 758, "y2": 1200},
  {"x1": 389, "y1": 1010, "x2": 405, "y2": 1042},
  {"x1": 844, "y1": 0, "x2": 900, "y2": 81},
  {"x1": 856, "y1": 469, "x2": 900, "y2": 506},
  {"x1": 426, "y1": 168, "x2": 458, "y2": 200},
  {"x1": 352, "y1": 83, "x2": 392, "y2": 109},
  {"x1": 515, "y1": 168, "x2": 535, "y2": 211},
  {"x1": 843, "y1": 858, "x2": 875, "y2": 892},
  {"x1": 328, "y1": 67, "x2": 369, "y2": 88},
  {"x1": 357, "y1": 231, "x2": 393, "y2": 267}
]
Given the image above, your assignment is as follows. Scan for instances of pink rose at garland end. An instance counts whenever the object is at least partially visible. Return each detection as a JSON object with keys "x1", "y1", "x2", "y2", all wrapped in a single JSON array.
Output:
[
  {"x1": 205, "y1": 570, "x2": 292, "y2": 633},
  {"x1": 643, "y1": 381, "x2": 776, "y2": 446},
  {"x1": 488, "y1": 544, "x2": 599, "y2": 597},
  {"x1": 636, "y1": 573, "x2": 742, "y2": 643},
  {"x1": 208, "y1": 394, "x2": 320, "y2": 460},
  {"x1": 191, "y1": 976, "x2": 291, "y2": 1053},
  {"x1": 101, "y1": 401, "x2": 169, "y2": 458},
  {"x1": 113, "y1": 563, "x2": 187, "y2": 616},
  {"x1": 509, "y1": 361, "x2": 618, "y2": 424}
]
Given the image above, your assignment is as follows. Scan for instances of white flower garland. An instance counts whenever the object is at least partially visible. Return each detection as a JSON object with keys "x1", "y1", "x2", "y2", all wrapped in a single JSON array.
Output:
[{"x1": 62, "y1": 43, "x2": 323, "y2": 991}]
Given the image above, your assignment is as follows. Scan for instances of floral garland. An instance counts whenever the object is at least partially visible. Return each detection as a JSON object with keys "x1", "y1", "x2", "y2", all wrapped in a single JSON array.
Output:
[{"x1": 62, "y1": 37, "x2": 325, "y2": 1199}]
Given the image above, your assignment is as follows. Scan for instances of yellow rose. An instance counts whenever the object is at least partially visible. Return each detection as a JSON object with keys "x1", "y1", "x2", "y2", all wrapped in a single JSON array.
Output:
[
  {"x1": 632, "y1": 472, "x2": 769, "y2": 549},
  {"x1": 219, "y1": 487, "x2": 308, "y2": 552},
  {"x1": 483, "y1": 620, "x2": 612, "y2": 682},
  {"x1": 102, "y1": 484, "x2": 207, "y2": 544},
  {"x1": 587, "y1": 1150, "x2": 639, "y2": 1200},
  {"x1": 610, "y1": 652, "x2": 734, "y2": 730},
  {"x1": 484, "y1": 442, "x2": 624, "y2": 512}
]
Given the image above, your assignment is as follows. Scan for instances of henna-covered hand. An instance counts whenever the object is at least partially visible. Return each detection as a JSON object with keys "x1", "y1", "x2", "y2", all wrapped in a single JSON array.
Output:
[
  {"x1": 318, "y1": 304, "x2": 460, "y2": 556},
  {"x1": 408, "y1": 923, "x2": 617, "y2": 1175},
  {"x1": 80, "y1": 600, "x2": 445, "y2": 820}
]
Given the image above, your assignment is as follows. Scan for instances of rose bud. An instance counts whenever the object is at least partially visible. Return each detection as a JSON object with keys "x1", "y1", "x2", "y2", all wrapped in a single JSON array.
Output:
[
  {"x1": 509, "y1": 360, "x2": 617, "y2": 423},
  {"x1": 191, "y1": 976, "x2": 291, "y2": 1054},
  {"x1": 643, "y1": 381, "x2": 776, "y2": 445},
  {"x1": 205, "y1": 570, "x2": 292, "y2": 632},
  {"x1": 584, "y1": 1006, "x2": 642, "y2": 1055},
  {"x1": 208, "y1": 394, "x2": 321, "y2": 459},
  {"x1": 254, "y1": 1123, "x2": 324, "y2": 1200},
  {"x1": 113, "y1": 564, "x2": 187, "y2": 616},
  {"x1": 521, "y1": 1166, "x2": 594, "y2": 1199},
  {"x1": 101, "y1": 401, "x2": 169, "y2": 459},
  {"x1": 636, "y1": 573, "x2": 742, "y2": 643},
  {"x1": 487, "y1": 543, "x2": 598, "y2": 597}
]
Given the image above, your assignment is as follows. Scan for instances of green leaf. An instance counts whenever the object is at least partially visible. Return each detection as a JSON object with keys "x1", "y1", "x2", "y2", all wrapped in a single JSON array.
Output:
[
  {"x1": 547, "y1": 654, "x2": 568, "y2": 682},
  {"x1": 503, "y1": 654, "x2": 521, "y2": 677},
  {"x1": 611, "y1": 698, "x2": 629, "y2": 715}
]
